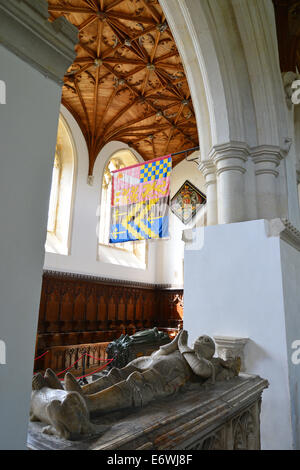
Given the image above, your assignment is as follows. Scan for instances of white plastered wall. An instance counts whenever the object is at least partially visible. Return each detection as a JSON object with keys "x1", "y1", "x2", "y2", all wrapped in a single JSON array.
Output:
[
  {"x1": 155, "y1": 158, "x2": 206, "y2": 286},
  {"x1": 44, "y1": 105, "x2": 159, "y2": 283},
  {"x1": 184, "y1": 220, "x2": 295, "y2": 449}
]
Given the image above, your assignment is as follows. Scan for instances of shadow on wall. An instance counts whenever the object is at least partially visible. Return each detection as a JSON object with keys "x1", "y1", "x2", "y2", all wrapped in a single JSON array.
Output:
[{"x1": 243, "y1": 340, "x2": 270, "y2": 374}]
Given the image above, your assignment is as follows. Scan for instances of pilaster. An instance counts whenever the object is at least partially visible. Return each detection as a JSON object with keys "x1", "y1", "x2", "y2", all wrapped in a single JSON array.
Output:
[
  {"x1": 198, "y1": 160, "x2": 218, "y2": 225},
  {"x1": 251, "y1": 146, "x2": 284, "y2": 220},
  {"x1": 209, "y1": 142, "x2": 249, "y2": 224}
]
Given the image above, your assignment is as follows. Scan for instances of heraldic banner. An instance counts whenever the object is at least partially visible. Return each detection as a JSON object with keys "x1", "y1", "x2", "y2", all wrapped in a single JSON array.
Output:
[{"x1": 109, "y1": 155, "x2": 172, "y2": 243}]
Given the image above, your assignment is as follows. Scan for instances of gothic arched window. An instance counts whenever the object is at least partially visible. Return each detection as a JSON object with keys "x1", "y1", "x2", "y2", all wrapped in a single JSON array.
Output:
[
  {"x1": 45, "y1": 115, "x2": 75, "y2": 255},
  {"x1": 98, "y1": 149, "x2": 146, "y2": 268},
  {"x1": 47, "y1": 151, "x2": 61, "y2": 234}
]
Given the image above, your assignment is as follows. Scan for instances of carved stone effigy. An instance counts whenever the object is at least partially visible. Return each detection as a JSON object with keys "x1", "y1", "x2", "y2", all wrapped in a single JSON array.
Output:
[
  {"x1": 28, "y1": 374, "x2": 267, "y2": 450},
  {"x1": 30, "y1": 369, "x2": 96, "y2": 440},
  {"x1": 27, "y1": 331, "x2": 268, "y2": 450}
]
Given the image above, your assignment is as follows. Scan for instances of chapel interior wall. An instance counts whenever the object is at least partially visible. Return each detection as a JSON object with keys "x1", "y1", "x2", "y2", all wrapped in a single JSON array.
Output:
[{"x1": 44, "y1": 105, "x2": 201, "y2": 288}]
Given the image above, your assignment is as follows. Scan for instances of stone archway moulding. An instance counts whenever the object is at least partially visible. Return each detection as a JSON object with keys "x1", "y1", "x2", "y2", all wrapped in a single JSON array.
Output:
[{"x1": 160, "y1": 0, "x2": 294, "y2": 226}]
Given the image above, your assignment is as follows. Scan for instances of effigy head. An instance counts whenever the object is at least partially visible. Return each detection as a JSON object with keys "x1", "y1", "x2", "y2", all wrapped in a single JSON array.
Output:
[{"x1": 193, "y1": 335, "x2": 215, "y2": 360}]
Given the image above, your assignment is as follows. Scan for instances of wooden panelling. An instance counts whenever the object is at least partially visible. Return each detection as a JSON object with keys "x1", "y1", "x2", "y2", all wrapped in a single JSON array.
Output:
[
  {"x1": 37, "y1": 342, "x2": 110, "y2": 377},
  {"x1": 35, "y1": 270, "x2": 183, "y2": 371}
]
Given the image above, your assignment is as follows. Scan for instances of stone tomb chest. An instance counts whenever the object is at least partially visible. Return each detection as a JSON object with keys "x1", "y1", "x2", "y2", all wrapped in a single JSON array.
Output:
[{"x1": 28, "y1": 373, "x2": 268, "y2": 450}]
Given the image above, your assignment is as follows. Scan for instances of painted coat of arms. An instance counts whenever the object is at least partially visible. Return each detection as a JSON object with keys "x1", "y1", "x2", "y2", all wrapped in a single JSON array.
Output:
[{"x1": 171, "y1": 180, "x2": 206, "y2": 224}]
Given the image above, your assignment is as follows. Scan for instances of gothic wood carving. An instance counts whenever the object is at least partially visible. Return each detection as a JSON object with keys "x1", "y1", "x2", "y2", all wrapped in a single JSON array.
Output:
[{"x1": 35, "y1": 270, "x2": 183, "y2": 367}]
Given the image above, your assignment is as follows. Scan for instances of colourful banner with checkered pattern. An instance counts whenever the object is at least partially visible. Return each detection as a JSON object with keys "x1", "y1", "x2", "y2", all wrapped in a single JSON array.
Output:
[{"x1": 109, "y1": 155, "x2": 172, "y2": 243}]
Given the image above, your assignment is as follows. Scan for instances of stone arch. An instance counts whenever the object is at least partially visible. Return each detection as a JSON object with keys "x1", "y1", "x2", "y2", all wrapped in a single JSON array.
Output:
[
  {"x1": 161, "y1": 0, "x2": 288, "y2": 152},
  {"x1": 232, "y1": 0, "x2": 288, "y2": 148},
  {"x1": 160, "y1": 0, "x2": 257, "y2": 157},
  {"x1": 160, "y1": 0, "x2": 290, "y2": 224}
]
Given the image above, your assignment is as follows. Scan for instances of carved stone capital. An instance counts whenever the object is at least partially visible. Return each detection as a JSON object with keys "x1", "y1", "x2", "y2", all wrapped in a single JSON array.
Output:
[
  {"x1": 198, "y1": 161, "x2": 216, "y2": 187},
  {"x1": 251, "y1": 145, "x2": 284, "y2": 177},
  {"x1": 214, "y1": 335, "x2": 249, "y2": 371},
  {"x1": 0, "y1": 0, "x2": 78, "y2": 84},
  {"x1": 209, "y1": 142, "x2": 249, "y2": 176},
  {"x1": 198, "y1": 160, "x2": 216, "y2": 175}
]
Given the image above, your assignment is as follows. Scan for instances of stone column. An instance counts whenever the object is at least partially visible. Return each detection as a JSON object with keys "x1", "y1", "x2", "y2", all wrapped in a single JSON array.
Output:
[
  {"x1": 198, "y1": 161, "x2": 218, "y2": 225},
  {"x1": 251, "y1": 146, "x2": 283, "y2": 220},
  {"x1": 210, "y1": 142, "x2": 249, "y2": 224},
  {"x1": 0, "y1": 0, "x2": 77, "y2": 449}
]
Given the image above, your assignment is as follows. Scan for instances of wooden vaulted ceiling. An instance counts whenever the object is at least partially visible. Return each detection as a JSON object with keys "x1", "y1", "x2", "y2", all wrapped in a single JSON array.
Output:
[{"x1": 48, "y1": 0, "x2": 199, "y2": 175}]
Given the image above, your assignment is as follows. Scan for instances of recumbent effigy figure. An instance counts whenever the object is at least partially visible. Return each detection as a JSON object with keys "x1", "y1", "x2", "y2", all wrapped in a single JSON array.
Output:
[
  {"x1": 30, "y1": 330, "x2": 240, "y2": 439},
  {"x1": 30, "y1": 368, "x2": 96, "y2": 440},
  {"x1": 64, "y1": 330, "x2": 240, "y2": 416}
]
